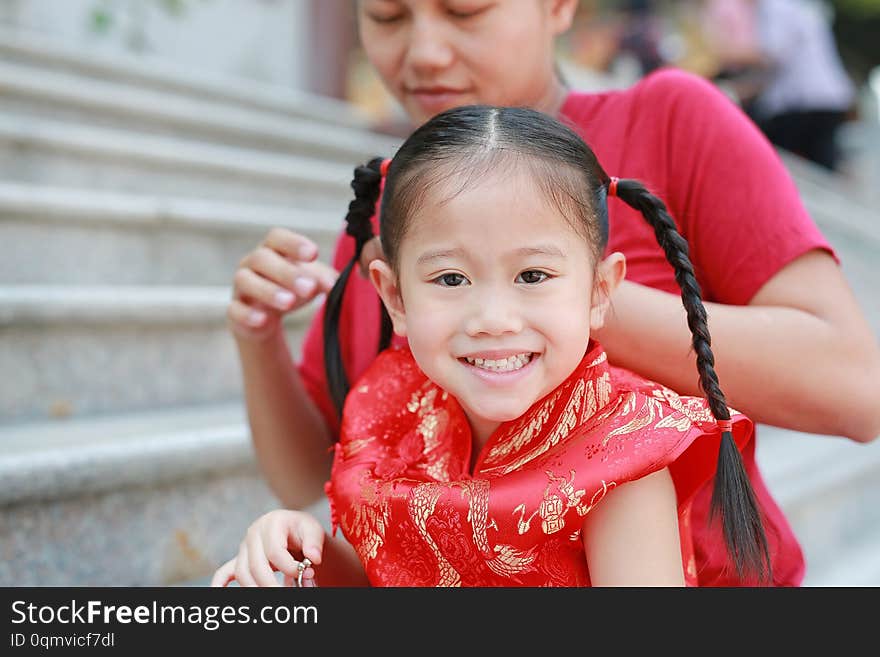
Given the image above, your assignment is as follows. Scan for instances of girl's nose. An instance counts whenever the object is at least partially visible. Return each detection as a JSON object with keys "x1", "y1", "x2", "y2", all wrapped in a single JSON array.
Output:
[{"x1": 464, "y1": 290, "x2": 524, "y2": 337}]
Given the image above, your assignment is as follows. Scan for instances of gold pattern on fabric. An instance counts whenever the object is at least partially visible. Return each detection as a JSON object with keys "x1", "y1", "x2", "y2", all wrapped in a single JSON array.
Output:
[
  {"x1": 425, "y1": 452, "x2": 452, "y2": 482},
  {"x1": 406, "y1": 383, "x2": 451, "y2": 455},
  {"x1": 596, "y1": 371, "x2": 612, "y2": 408},
  {"x1": 343, "y1": 436, "x2": 375, "y2": 457},
  {"x1": 577, "y1": 480, "x2": 616, "y2": 517},
  {"x1": 649, "y1": 387, "x2": 714, "y2": 424},
  {"x1": 343, "y1": 477, "x2": 394, "y2": 563},
  {"x1": 655, "y1": 411, "x2": 694, "y2": 432},
  {"x1": 407, "y1": 383, "x2": 438, "y2": 414},
  {"x1": 454, "y1": 480, "x2": 535, "y2": 577},
  {"x1": 456, "y1": 480, "x2": 492, "y2": 557},
  {"x1": 486, "y1": 544, "x2": 538, "y2": 578},
  {"x1": 603, "y1": 395, "x2": 660, "y2": 444},
  {"x1": 409, "y1": 483, "x2": 461, "y2": 587},
  {"x1": 483, "y1": 388, "x2": 562, "y2": 464},
  {"x1": 514, "y1": 469, "x2": 589, "y2": 535},
  {"x1": 587, "y1": 350, "x2": 607, "y2": 369},
  {"x1": 583, "y1": 380, "x2": 597, "y2": 422},
  {"x1": 489, "y1": 380, "x2": 587, "y2": 475},
  {"x1": 330, "y1": 343, "x2": 745, "y2": 586}
]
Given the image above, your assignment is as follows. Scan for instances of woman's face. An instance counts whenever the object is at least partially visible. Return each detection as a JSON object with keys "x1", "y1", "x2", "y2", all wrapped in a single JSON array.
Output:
[{"x1": 357, "y1": 0, "x2": 578, "y2": 125}]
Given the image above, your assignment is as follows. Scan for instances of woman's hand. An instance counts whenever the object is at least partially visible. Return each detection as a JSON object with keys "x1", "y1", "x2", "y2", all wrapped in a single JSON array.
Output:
[
  {"x1": 227, "y1": 229, "x2": 339, "y2": 342},
  {"x1": 210, "y1": 510, "x2": 326, "y2": 587}
]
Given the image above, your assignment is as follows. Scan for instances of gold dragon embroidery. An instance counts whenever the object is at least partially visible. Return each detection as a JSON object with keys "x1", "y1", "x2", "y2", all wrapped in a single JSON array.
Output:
[{"x1": 512, "y1": 470, "x2": 616, "y2": 536}]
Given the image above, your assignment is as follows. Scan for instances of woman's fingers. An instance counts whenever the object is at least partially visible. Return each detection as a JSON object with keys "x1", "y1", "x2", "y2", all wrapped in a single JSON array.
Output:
[
  {"x1": 227, "y1": 298, "x2": 269, "y2": 331},
  {"x1": 228, "y1": 238, "x2": 339, "y2": 340},
  {"x1": 262, "y1": 228, "x2": 319, "y2": 263},
  {"x1": 236, "y1": 247, "x2": 300, "y2": 300},
  {"x1": 306, "y1": 260, "x2": 341, "y2": 294},
  {"x1": 232, "y1": 267, "x2": 295, "y2": 313},
  {"x1": 234, "y1": 251, "x2": 337, "y2": 308}
]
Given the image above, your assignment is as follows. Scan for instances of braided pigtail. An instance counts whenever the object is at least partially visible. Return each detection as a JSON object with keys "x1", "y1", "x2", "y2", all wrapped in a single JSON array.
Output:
[
  {"x1": 323, "y1": 156, "x2": 385, "y2": 420},
  {"x1": 610, "y1": 177, "x2": 771, "y2": 584}
]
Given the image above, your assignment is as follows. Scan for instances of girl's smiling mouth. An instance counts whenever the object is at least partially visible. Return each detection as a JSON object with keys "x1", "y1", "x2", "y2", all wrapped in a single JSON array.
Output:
[{"x1": 458, "y1": 352, "x2": 540, "y2": 384}]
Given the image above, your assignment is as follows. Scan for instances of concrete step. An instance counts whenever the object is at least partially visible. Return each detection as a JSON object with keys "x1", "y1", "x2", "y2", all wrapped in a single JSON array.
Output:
[
  {"x1": 1, "y1": 403, "x2": 873, "y2": 585},
  {"x1": 781, "y1": 148, "x2": 879, "y2": 221},
  {"x1": 0, "y1": 182, "x2": 341, "y2": 285},
  {"x1": 803, "y1": 526, "x2": 880, "y2": 586},
  {"x1": 0, "y1": 114, "x2": 354, "y2": 208},
  {"x1": 0, "y1": 26, "x2": 373, "y2": 132},
  {"x1": 0, "y1": 285, "x2": 318, "y2": 423},
  {"x1": 0, "y1": 401, "x2": 331, "y2": 586},
  {"x1": 783, "y1": 151, "x2": 880, "y2": 327},
  {"x1": 756, "y1": 424, "x2": 880, "y2": 585},
  {"x1": 837, "y1": 120, "x2": 880, "y2": 209},
  {"x1": 813, "y1": 221, "x2": 880, "y2": 329},
  {"x1": 786, "y1": 173, "x2": 880, "y2": 327},
  {"x1": 0, "y1": 60, "x2": 401, "y2": 164}
]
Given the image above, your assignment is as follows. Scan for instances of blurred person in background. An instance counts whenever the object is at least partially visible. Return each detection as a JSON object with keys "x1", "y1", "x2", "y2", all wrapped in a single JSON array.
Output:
[
  {"x1": 750, "y1": 0, "x2": 857, "y2": 171},
  {"x1": 699, "y1": 0, "x2": 767, "y2": 114},
  {"x1": 615, "y1": 0, "x2": 666, "y2": 77}
]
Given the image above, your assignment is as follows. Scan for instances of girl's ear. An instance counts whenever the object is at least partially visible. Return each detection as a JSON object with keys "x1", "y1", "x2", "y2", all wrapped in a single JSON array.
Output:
[
  {"x1": 546, "y1": 0, "x2": 579, "y2": 36},
  {"x1": 590, "y1": 251, "x2": 626, "y2": 331},
  {"x1": 369, "y1": 259, "x2": 407, "y2": 337}
]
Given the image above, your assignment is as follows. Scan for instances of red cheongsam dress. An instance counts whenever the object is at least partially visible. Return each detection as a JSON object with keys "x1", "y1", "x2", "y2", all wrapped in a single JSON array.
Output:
[{"x1": 325, "y1": 341, "x2": 755, "y2": 586}]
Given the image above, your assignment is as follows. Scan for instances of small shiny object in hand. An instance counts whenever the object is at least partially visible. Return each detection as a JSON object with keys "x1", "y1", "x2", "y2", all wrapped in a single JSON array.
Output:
[{"x1": 295, "y1": 558, "x2": 312, "y2": 588}]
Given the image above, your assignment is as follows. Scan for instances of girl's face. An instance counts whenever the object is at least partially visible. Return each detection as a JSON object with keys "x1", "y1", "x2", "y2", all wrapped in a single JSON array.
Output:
[
  {"x1": 371, "y1": 165, "x2": 624, "y2": 444},
  {"x1": 357, "y1": 0, "x2": 578, "y2": 125}
]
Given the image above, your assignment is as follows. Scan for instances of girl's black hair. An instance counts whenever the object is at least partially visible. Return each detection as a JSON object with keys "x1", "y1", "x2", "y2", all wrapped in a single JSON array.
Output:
[
  {"x1": 323, "y1": 105, "x2": 771, "y2": 583},
  {"x1": 322, "y1": 156, "x2": 393, "y2": 417}
]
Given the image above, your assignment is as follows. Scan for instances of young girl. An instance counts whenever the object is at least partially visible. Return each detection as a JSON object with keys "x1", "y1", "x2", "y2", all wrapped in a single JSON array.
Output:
[
  {"x1": 226, "y1": 0, "x2": 880, "y2": 587},
  {"x1": 213, "y1": 105, "x2": 770, "y2": 587}
]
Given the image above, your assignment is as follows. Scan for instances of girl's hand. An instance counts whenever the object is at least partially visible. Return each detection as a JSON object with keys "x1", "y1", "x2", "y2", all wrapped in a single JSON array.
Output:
[
  {"x1": 210, "y1": 510, "x2": 325, "y2": 587},
  {"x1": 227, "y1": 229, "x2": 339, "y2": 342}
]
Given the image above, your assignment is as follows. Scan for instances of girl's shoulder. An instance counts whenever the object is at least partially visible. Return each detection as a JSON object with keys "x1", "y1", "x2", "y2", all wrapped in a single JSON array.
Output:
[
  {"x1": 342, "y1": 345, "x2": 427, "y2": 414},
  {"x1": 608, "y1": 364, "x2": 745, "y2": 433}
]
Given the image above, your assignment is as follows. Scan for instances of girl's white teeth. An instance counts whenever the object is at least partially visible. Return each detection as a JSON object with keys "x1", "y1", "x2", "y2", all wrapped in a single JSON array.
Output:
[{"x1": 464, "y1": 353, "x2": 533, "y2": 372}]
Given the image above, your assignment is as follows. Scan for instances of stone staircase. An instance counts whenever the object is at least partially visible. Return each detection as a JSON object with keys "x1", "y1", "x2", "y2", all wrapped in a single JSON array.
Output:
[
  {"x1": 755, "y1": 151, "x2": 880, "y2": 586},
  {"x1": 0, "y1": 27, "x2": 400, "y2": 586},
  {"x1": 1, "y1": 27, "x2": 878, "y2": 586}
]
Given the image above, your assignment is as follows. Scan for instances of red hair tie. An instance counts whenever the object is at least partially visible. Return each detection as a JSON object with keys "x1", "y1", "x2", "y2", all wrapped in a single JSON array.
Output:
[
  {"x1": 608, "y1": 177, "x2": 619, "y2": 198},
  {"x1": 717, "y1": 419, "x2": 733, "y2": 434},
  {"x1": 380, "y1": 158, "x2": 391, "y2": 177}
]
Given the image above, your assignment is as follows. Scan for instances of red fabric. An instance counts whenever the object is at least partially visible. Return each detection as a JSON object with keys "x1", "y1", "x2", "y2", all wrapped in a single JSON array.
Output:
[
  {"x1": 300, "y1": 68, "x2": 837, "y2": 585},
  {"x1": 325, "y1": 342, "x2": 755, "y2": 587}
]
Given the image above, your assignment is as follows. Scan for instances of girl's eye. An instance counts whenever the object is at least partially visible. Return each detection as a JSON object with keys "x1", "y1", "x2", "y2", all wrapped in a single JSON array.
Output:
[
  {"x1": 516, "y1": 270, "x2": 549, "y2": 285},
  {"x1": 434, "y1": 272, "x2": 469, "y2": 287}
]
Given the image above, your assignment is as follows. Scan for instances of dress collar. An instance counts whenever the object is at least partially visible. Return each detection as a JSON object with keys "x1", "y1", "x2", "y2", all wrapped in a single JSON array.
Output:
[{"x1": 474, "y1": 340, "x2": 616, "y2": 476}]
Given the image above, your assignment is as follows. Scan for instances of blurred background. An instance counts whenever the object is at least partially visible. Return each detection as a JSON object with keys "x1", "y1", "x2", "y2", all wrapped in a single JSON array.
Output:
[{"x1": 0, "y1": 0, "x2": 877, "y2": 586}]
